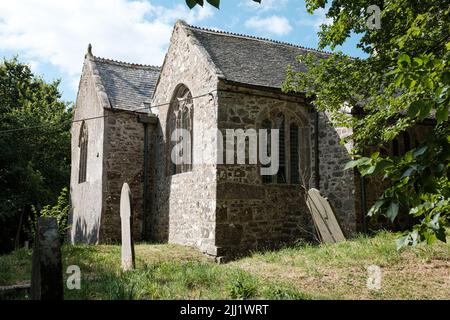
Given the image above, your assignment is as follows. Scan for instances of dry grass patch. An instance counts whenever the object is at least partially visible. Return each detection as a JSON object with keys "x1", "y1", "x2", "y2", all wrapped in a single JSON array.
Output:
[{"x1": 231, "y1": 231, "x2": 450, "y2": 299}]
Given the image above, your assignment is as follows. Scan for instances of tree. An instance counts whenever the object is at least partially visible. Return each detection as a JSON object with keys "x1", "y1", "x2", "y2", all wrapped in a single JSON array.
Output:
[
  {"x1": 0, "y1": 58, "x2": 72, "y2": 253},
  {"x1": 185, "y1": 0, "x2": 449, "y2": 247},
  {"x1": 283, "y1": 1, "x2": 449, "y2": 247}
]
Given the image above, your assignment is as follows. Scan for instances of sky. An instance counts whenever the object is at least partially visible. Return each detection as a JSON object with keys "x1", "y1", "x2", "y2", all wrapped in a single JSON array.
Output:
[{"x1": 0, "y1": 0, "x2": 366, "y2": 102}]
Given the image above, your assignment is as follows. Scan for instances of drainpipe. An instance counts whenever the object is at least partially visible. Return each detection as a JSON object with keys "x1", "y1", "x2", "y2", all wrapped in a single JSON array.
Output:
[
  {"x1": 314, "y1": 109, "x2": 320, "y2": 190},
  {"x1": 138, "y1": 111, "x2": 157, "y2": 240}
]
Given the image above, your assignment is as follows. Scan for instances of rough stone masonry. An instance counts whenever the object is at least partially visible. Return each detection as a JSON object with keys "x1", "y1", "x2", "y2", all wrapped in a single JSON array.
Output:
[{"x1": 69, "y1": 20, "x2": 429, "y2": 259}]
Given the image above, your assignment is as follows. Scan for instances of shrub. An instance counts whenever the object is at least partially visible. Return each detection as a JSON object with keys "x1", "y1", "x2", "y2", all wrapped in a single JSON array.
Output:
[{"x1": 28, "y1": 187, "x2": 70, "y2": 243}]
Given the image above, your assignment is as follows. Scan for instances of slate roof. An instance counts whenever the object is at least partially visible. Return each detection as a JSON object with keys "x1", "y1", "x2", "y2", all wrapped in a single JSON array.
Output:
[
  {"x1": 91, "y1": 56, "x2": 160, "y2": 112},
  {"x1": 86, "y1": 22, "x2": 331, "y2": 112},
  {"x1": 185, "y1": 23, "x2": 332, "y2": 89}
]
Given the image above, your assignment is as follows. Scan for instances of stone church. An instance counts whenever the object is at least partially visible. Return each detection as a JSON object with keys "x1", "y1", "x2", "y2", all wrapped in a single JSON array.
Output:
[{"x1": 69, "y1": 20, "x2": 425, "y2": 259}]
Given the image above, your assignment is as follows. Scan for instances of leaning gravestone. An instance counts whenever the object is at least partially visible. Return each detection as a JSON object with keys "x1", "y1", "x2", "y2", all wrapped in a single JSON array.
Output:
[
  {"x1": 31, "y1": 217, "x2": 63, "y2": 300},
  {"x1": 306, "y1": 188, "x2": 346, "y2": 244},
  {"x1": 120, "y1": 183, "x2": 135, "y2": 271}
]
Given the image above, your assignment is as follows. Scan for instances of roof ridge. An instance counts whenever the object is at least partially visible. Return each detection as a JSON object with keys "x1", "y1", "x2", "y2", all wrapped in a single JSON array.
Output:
[
  {"x1": 185, "y1": 24, "x2": 333, "y2": 56},
  {"x1": 92, "y1": 55, "x2": 161, "y2": 70}
]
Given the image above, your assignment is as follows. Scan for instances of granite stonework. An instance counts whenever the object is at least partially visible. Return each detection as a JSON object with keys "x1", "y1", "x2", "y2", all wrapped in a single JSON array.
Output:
[
  {"x1": 212, "y1": 83, "x2": 357, "y2": 257},
  {"x1": 70, "y1": 50, "x2": 158, "y2": 245},
  {"x1": 70, "y1": 20, "x2": 427, "y2": 259},
  {"x1": 314, "y1": 112, "x2": 356, "y2": 236},
  {"x1": 100, "y1": 109, "x2": 156, "y2": 243},
  {"x1": 149, "y1": 21, "x2": 219, "y2": 256},
  {"x1": 215, "y1": 83, "x2": 313, "y2": 257},
  {"x1": 70, "y1": 56, "x2": 106, "y2": 244}
]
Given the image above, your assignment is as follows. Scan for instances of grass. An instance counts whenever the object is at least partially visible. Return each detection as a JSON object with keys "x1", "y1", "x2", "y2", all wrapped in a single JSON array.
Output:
[{"x1": 0, "y1": 231, "x2": 449, "y2": 300}]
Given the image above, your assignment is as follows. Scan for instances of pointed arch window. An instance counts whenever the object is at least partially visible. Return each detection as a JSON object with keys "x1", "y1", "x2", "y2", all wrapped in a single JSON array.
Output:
[
  {"x1": 167, "y1": 85, "x2": 194, "y2": 176},
  {"x1": 290, "y1": 123, "x2": 300, "y2": 184},
  {"x1": 260, "y1": 111, "x2": 304, "y2": 185},
  {"x1": 78, "y1": 121, "x2": 88, "y2": 184}
]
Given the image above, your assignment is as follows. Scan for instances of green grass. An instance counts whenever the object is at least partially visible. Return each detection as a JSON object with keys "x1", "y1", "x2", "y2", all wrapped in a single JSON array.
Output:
[
  {"x1": 1, "y1": 231, "x2": 449, "y2": 300},
  {"x1": 0, "y1": 248, "x2": 32, "y2": 286}
]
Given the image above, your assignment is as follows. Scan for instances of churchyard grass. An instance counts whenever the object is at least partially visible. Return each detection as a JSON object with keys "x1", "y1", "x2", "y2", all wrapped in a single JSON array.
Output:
[{"x1": 0, "y1": 231, "x2": 448, "y2": 300}]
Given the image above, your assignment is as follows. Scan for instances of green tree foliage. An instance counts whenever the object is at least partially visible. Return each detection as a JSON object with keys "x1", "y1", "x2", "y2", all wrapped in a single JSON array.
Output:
[
  {"x1": 29, "y1": 187, "x2": 70, "y2": 244},
  {"x1": 0, "y1": 58, "x2": 72, "y2": 253},
  {"x1": 283, "y1": 1, "x2": 449, "y2": 247}
]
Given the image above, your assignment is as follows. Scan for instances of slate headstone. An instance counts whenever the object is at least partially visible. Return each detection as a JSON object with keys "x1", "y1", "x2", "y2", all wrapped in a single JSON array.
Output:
[
  {"x1": 31, "y1": 217, "x2": 63, "y2": 300},
  {"x1": 120, "y1": 183, "x2": 135, "y2": 271},
  {"x1": 306, "y1": 188, "x2": 346, "y2": 243}
]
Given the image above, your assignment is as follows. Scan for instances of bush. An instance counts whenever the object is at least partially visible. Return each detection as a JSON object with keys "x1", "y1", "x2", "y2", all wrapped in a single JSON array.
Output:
[{"x1": 28, "y1": 187, "x2": 70, "y2": 243}]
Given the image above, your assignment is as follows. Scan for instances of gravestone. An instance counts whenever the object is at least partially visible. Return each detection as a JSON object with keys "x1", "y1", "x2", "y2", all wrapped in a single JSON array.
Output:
[
  {"x1": 120, "y1": 183, "x2": 135, "y2": 271},
  {"x1": 31, "y1": 217, "x2": 63, "y2": 300},
  {"x1": 306, "y1": 188, "x2": 346, "y2": 243}
]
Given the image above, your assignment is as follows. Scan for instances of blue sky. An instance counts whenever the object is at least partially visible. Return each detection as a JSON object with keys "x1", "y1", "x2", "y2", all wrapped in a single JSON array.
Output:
[{"x1": 0, "y1": 0, "x2": 366, "y2": 102}]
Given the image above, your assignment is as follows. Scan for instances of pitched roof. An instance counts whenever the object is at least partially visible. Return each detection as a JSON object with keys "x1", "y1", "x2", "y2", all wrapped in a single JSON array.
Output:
[
  {"x1": 90, "y1": 55, "x2": 160, "y2": 112},
  {"x1": 184, "y1": 23, "x2": 332, "y2": 89},
  {"x1": 83, "y1": 23, "x2": 331, "y2": 112}
]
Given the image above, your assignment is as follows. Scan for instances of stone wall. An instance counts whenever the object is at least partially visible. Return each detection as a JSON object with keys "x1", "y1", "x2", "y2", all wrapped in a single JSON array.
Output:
[
  {"x1": 70, "y1": 58, "x2": 106, "y2": 244},
  {"x1": 150, "y1": 21, "x2": 219, "y2": 256},
  {"x1": 214, "y1": 83, "x2": 360, "y2": 257},
  {"x1": 70, "y1": 21, "x2": 364, "y2": 255},
  {"x1": 215, "y1": 83, "x2": 315, "y2": 258},
  {"x1": 100, "y1": 110, "x2": 155, "y2": 243},
  {"x1": 313, "y1": 112, "x2": 356, "y2": 236}
]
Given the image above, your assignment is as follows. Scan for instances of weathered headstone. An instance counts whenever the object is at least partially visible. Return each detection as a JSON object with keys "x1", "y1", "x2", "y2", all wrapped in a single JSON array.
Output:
[
  {"x1": 120, "y1": 183, "x2": 135, "y2": 271},
  {"x1": 31, "y1": 217, "x2": 63, "y2": 300},
  {"x1": 306, "y1": 188, "x2": 346, "y2": 243}
]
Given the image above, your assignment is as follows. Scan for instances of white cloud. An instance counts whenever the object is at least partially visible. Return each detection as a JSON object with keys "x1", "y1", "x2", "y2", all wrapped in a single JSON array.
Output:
[
  {"x1": 240, "y1": 0, "x2": 289, "y2": 12},
  {"x1": 0, "y1": 0, "x2": 214, "y2": 91},
  {"x1": 245, "y1": 15, "x2": 293, "y2": 36},
  {"x1": 151, "y1": 3, "x2": 214, "y2": 25}
]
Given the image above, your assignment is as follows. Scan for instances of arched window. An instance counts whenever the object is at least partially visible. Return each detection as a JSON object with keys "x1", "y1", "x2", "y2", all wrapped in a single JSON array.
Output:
[
  {"x1": 78, "y1": 121, "x2": 88, "y2": 184},
  {"x1": 260, "y1": 110, "x2": 303, "y2": 185},
  {"x1": 289, "y1": 123, "x2": 300, "y2": 184},
  {"x1": 261, "y1": 119, "x2": 272, "y2": 184},
  {"x1": 276, "y1": 112, "x2": 286, "y2": 183},
  {"x1": 167, "y1": 85, "x2": 194, "y2": 176}
]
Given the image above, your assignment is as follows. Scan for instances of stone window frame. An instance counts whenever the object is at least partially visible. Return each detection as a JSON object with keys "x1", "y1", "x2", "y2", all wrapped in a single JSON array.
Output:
[
  {"x1": 78, "y1": 121, "x2": 88, "y2": 184},
  {"x1": 257, "y1": 106, "x2": 310, "y2": 185},
  {"x1": 166, "y1": 84, "x2": 194, "y2": 176}
]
